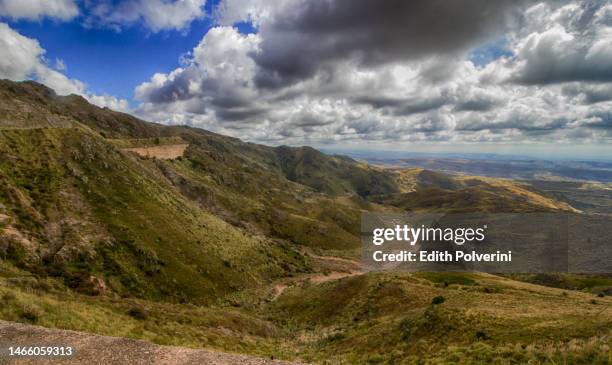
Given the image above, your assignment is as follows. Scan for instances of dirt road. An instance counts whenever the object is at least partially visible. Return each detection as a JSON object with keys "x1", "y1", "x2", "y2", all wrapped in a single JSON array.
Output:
[
  {"x1": 122, "y1": 144, "x2": 188, "y2": 160},
  {"x1": 0, "y1": 321, "x2": 303, "y2": 365},
  {"x1": 272, "y1": 254, "x2": 364, "y2": 300}
]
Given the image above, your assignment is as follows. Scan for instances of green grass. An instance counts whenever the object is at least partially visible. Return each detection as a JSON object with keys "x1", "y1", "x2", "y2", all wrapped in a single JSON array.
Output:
[
  {"x1": 505, "y1": 273, "x2": 612, "y2": 296},
  {"x1": 2, "y1": 271, "x2": 609, "y2": 364},
  {"x1": 265, "y1": 272, "x2": 612, "y2": 364},
  {"x1": 2, "y1": 80, "x2": 612, "y2": 364},
  {"x1": 0, "y1": 128, "x2": 310, "y2": 304},
  {"x1": 415, "y1": 272, "x2": 478, "y2": 286},
  {"x1": 107, "y1": 136, "x2": 186, "y2": 148},
  {"x1": 0, "y1": 276, "x2": 297, "y2": 360}
]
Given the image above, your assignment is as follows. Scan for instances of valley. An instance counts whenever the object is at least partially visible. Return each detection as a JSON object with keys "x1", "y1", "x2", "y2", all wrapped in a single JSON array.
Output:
[{"x1": 0, "y1": 80, "x2": 611, "y2": 364}]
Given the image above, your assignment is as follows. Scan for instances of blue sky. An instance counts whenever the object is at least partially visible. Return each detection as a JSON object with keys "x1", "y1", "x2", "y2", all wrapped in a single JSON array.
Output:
[
  {"x1": 0, "y1": 0, "x2": 611, "y2": 158},
  {"x1": 5, "y1": 0, "x2": 223, "y2": 105}
]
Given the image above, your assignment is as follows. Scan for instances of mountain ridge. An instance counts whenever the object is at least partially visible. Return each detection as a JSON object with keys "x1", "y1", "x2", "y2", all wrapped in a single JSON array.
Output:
[{"x1": 2, "y1": 79, "x2": 609, "y2": 364}]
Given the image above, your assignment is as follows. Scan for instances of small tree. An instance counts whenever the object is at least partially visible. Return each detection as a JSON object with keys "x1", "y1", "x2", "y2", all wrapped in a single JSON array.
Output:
[{"x1": 431, "y1": 295, "x2": 445, "y2": 305}]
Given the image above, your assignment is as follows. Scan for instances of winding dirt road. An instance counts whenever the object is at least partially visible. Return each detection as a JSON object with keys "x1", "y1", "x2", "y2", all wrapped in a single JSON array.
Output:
[
  {"x1": 271, "y1": 254, "x2": 364, "y2": 300},
  {"x1": 0, "y1": 255, "x2": 363, "y2": 363}
]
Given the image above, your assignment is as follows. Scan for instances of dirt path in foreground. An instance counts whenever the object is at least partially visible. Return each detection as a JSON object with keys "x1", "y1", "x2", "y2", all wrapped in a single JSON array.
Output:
[{"x1": 0, "y1": 321, "x2": 304, "y2": 365}]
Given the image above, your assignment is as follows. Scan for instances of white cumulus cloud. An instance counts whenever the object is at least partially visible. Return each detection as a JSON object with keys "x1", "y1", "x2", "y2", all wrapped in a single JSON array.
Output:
[
  {"x1": 0, "y1": 22, "x2": 130, "y2": 112},
  {"x1": 84, "y1": 0, "x2": 206, "y2": 32},
  {"x1": 132, "y1": 0, "x2": 612, "y2": 148},
  {"x1": 0, "y1": 0, "x2": 78, "y2": 21}
]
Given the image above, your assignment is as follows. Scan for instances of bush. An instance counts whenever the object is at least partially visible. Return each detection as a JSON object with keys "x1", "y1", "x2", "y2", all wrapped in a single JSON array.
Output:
[
  {"x1": 475, "y1": 330, "x2": 490, "y2": 340},
  {"x1": 20, "y1": 303, "x2": 44, "y2": 322},
  {"x1": 127, "y1": 306, "x2": 147, "y2": 320},
  {"x1": 431, "y1": 295, "x2": 445, "y2": 305},
  {"x1": 1, "y1": 292, "x2": 16, "y2": 302}
]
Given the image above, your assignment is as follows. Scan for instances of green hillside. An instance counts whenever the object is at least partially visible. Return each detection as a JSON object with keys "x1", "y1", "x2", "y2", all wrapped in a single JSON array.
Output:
[
  {"x1": 267, "y1": 272, "x2": 611, "y2": 364},
  {"x1": 0, "y1": 127, "x2": 309, "y2": 303},
  {"x1": 1, "y1": 80, "x2": 610, "y2": 364}
]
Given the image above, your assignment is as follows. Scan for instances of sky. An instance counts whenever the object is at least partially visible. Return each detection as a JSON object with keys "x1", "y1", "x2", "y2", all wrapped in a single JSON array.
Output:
[{"x1": 1, "y1": 0, "x2": 612, "y2": 159}]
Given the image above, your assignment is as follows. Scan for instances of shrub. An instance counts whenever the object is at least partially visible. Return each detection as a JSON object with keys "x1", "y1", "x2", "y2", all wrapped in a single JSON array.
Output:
[
  {"x1": 475, "y1": 330, "x2": 490, "y2": 340},
  {"x1": 431, "y1": 295, "x2": 445, "y2": 305},
  {"x1": 127, "y1": 306, "x2": 147, "y2": 320},
  {"x1": 1, "y1": 292, "x2": 16, "y2": 302},
  {"x1": 20, "y1": 303, "x2": 44, "y2": 322}
]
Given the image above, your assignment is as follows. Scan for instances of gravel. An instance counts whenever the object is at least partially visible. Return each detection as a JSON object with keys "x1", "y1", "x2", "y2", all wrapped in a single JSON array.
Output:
[{"x1": 0, "y1": 320, "x2": 306, "y2": 365}]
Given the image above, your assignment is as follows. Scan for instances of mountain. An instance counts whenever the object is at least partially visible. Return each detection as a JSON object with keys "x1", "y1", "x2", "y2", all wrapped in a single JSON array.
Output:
[
  {"x1": 0, "y1": 80, "x2": 398, "y2": 303},
  {"x1": 377, "y1": 168, "x2": 575, "y2": 213},
  {"x1": 0, "y1": 80, "x2": 610, "y2": 364},
  {"x1": 362, "y1": 155, "x2": 612, "y2": 183}
]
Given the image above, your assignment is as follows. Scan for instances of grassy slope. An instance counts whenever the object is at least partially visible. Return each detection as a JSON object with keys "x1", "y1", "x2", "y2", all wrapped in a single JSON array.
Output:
[
  {"x1": 0, "y1": 270, "x2": 297, "y2": 360},
  {"x1": 0, "y1": 268, "x2": 609, "y2": 364},
  {"x1": 267, "y1": 272, "x2": 611, "y2": 364},
  {"x1": 1, "y1": 80, "x2": 610, "y2": 364},
  {"x1": 0, "y1": 127, "x2": 307, "y2": 304},
  {"x1": 2, "y1": 80, "x2": 393, "y2": 257},
  {"x1": 379, "y1": 168, "x2": 575, "y2": 213}
]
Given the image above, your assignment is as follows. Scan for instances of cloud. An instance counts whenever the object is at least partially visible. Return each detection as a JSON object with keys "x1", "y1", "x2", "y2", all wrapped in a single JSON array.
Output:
[
  {"x1": 0, "y1": 22, "x2": 129, "y2": 111},
  {"x1": 84, "y1": 0, "x2": 206, "y2": 32},
  {"x1": 35, "y1": 64, "x2": 85, "y2": 95},
  {"x1": 134, "y1": 0, "x2": 612, "y2": 148},
  {"x1": 86, "y1": 94, "x2": 131, "y2": 112},
  {"x1": 0, "y1": 0, "x2": 78, "y2": 21},
  {"x1": 54, "y1": 58, "x2": 66, "y2": 71},
  {"x1": 0, "y1": 22, "x2": 43, "y2": 80},
  {"x1": 0, "y1": 22, "x2": 83, "y2": 95},
  {"x1": 246, "y1": 0, "x2": 525, "y2": 88},
  {"x1": 215, "y1": 0, "x2": 279, "y2": 27},
  {"x1": 136, "y1": 26, "x2": 261, "y2": 122},
  {"x1": 453, "y1": 87, "x2": 505, "y2": 112},
  {"x1": 563, "y1": 82, "x2": 612, "y2": 104},
  {"x1": 510, "y1": 2, "x2": 612, "y2": 84}
]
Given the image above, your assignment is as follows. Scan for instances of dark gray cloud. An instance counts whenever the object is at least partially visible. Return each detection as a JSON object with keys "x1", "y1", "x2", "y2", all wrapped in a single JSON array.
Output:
[
  {"x1": 457, "y1": 117, "x2": 569, "y2": 132},
  {"x1": 454, "y1": 95, "x2": 503, "y2": 112},
  {"x1": 563, "y1": 83, "x2": 612, "y2": 104},
  {"x1": 513, "y1": 56, "x2": 612, "y2": 85},
  {"x1": 294, "y1": 115, "x2": 334, "y2": 127},
  {"x1": 352, "y1": 96, "x2": 403, "y2": 109},
  {"x1": 393, "y1": 97, "x2": 449, "y2": 116},
  {"x1": 353, "y1": 95, "x2": 450, "y2": 116},
  {"x1": 253, "y1": 0, "x2": 525, "y2": 88},
  {"x1": 586, "y1": 111, "x2": 612, "y2": 129},
  {"x1": 215, "y1": 106, "x2": 268, "y2": 121},
  {"x1": 134, "y1": 0, "x2": 612, "y2": 147},
  {"x1": 344, "y1": 119, "x2": 384, "y2": 135}
]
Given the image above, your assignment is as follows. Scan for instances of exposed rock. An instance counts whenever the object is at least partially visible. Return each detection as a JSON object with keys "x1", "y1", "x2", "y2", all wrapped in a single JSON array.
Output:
[
  {"x1": 87, "y1": 276, "x2": 108, "y2": 296},
  {"x1": 0, "y1": 320, "x2": 305, "y2": 364}
]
